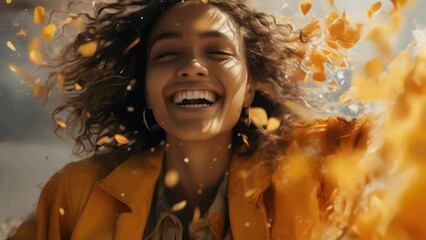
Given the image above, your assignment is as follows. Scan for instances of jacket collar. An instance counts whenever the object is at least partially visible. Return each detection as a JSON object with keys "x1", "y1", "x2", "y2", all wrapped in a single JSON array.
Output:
[{"x1": 97, "y1": 148, "x2": 269, "y2": 240}]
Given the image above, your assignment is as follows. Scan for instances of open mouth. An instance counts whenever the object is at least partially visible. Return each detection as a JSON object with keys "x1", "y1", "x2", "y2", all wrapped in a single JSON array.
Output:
[{"x1": 171, "y1": 90, "x2": 218, "y2": 108}]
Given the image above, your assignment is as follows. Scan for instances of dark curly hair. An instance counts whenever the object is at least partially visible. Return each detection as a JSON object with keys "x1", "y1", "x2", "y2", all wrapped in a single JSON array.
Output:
[{"x1": 49, "y1": 0, "x2": 308, "y2": 157}]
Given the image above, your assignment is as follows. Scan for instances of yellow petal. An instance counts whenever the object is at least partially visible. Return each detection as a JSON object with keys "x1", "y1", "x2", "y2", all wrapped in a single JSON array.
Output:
[
  {"x1": 96, "y1": 136, "x2": 111, "y2": 145},
  {"x1": 164, "y1": 170, "x2": 179, "y2": 188},
  {"x1": 55, "y1": 118, "x2": 67, "y2": 128},
  {"x1": 266, "y1": 117, "x2": 280, "y2": 131},
  {"x1": 368, "y1": 1, "x2": 382, "y2": 19},
  {"x1": 114, "y1": 134, "x2": 129, "y2": 145},
  {"x1": 171, "y1": 200, "x2": 187, "y2": 212},
  {"x1": 300, "y1": 1, "x2": 312, "y2": 16},
  {"x1": 249, "y1": 107, "x2": 268, "y2": 127},
  {"x1": 41, "y1": 24, "x2": 56, "y2": 42},
  {"x1": 77, "y1": 41, "x2": 98, "y2": 58},
  {"x1": 364, "y1": 59, "x2": 384, "y2": 79},
  {"x1": 7, "y1": 41, "x2": 16, "y2": 51},
  {"x1": 28, "y1": 38, "x2": 44, "y2": 66},
  {"x1": 34, "y1": 6, "x2": 45, "y2": 24},
  {"x1": 74, "y1": 83, "x2": 82, "y2": 91}
]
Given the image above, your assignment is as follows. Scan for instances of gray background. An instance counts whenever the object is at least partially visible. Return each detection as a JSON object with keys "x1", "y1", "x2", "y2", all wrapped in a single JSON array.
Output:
[{"x1": 1, "y1": 0, "x2": 425, "y2": 230}]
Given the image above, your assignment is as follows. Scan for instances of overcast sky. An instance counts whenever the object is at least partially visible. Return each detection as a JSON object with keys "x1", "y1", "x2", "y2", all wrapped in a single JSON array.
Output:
[{"x1": 1, "y1": 0, "x2": 425, "y2": 227}]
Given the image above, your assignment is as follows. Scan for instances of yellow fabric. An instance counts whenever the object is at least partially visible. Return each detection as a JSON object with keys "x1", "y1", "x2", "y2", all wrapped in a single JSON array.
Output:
[{"x1": 12, "y1": 118, "x2": 371, "y2": 240}]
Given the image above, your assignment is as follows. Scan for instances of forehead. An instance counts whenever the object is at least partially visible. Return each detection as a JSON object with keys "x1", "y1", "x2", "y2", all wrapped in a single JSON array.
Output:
[{"x1": 148, "y1": 1, "x2": 240, "y2": 43}]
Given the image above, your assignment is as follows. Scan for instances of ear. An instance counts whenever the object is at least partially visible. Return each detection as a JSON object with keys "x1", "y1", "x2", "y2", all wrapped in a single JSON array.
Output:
[{"x1": 243, "y1": 77, "x2": 255, "y2": 108}]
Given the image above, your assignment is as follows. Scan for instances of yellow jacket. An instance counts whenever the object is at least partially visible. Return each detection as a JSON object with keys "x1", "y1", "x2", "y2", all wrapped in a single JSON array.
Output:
[{"x1": 13, "y1": 118, "x2": 371, "y2": 240}]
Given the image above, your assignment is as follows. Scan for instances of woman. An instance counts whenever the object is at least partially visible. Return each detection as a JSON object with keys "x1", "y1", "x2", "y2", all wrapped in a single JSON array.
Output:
[{"x1": 13, "y1": 0, "x2": 369, "y2": 239}]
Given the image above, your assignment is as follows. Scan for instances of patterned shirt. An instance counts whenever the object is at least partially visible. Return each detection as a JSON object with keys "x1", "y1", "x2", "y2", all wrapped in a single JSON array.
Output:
[{"x1": 143, "y1": 169, "x2": 231, "y2": 240}]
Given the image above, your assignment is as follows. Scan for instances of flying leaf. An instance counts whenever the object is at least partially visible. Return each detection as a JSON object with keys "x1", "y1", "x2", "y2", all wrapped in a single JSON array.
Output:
[{"x1": 34, "y1": 6, "x2": 45, "y2": 24}]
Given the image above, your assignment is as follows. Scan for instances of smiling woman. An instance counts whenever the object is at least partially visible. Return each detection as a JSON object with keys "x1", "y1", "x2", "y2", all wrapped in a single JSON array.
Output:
[{"x1": 10, "y1": 0, "x2": 372, "y2": 240}]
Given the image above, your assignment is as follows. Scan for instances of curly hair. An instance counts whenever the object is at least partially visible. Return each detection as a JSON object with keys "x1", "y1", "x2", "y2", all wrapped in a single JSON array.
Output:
[{"x1": 49, "y1": 0, "x2": 308, "y2": 157}]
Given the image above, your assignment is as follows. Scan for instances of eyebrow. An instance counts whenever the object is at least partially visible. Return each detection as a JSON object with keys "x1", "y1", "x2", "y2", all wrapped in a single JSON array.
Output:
[{"x1": 150, "y1": 30, "x2": 233, "y2": 48}]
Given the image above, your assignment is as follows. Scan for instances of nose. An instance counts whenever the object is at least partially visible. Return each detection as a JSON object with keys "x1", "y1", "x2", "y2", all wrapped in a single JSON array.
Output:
[{"x1": 177, "y1": 59, "x2": 209, "y2": 78}]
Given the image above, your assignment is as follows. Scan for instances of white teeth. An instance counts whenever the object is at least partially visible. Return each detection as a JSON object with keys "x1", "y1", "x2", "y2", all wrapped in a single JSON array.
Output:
[{"x1": 172, "y1": 90, "x2": 217, "y2": 106}]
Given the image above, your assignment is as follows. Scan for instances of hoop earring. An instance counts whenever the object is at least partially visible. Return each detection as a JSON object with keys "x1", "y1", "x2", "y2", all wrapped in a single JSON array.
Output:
[{"x1": 143, "y1": 107, "x2": 154, "y2": 132}]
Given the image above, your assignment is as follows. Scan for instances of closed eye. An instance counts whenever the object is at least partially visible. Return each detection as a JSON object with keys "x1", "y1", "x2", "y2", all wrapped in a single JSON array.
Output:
[
  {"x1": 154, "y1": 52, "x2": 179, "y2": 60},
  {"x1": 207, "y1": 51, "x2": 233, "y2": 55}
]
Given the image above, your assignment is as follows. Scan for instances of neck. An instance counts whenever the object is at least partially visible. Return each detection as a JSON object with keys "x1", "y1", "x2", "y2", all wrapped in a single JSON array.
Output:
[{"x1": 165, "y1": 132, "x2": 232, "y2": 189}]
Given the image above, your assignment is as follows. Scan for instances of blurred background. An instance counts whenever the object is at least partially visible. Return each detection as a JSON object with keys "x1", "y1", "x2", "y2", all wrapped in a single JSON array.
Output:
[{"x1": 0, "y1": 0, "x2": 425, "y2": 237}]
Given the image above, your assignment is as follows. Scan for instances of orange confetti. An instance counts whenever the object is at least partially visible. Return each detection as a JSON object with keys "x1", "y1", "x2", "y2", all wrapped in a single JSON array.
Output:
[
  {"x1": 249, "y1": 107, "x2": 268, "y2": 128},
  {"x1": 368, "y1": 2, "x2": 382, "y2": 19},
  {"x1": 6, "y1": 41, "x2": 16, "y2": 51},
  {"x1": 300, "y1": 1, "x2": 312, "y2": 16},
  {"x1": 96, "y1": 136, "x2": 111, "y2": 145},
  {"x1": 114, "y1": 134, "x2": 129, "y2": 145},
  {"x1": 74, "y1": 83, "x2": 82, "y2": 91},
  {"x1": 55, "y1": 118, "x2": 67, "y2": 128},
  {"x1": 77, "y1": 41, "x2": 98, "y2": 58},
  {"x1": 34, "y1": 6, "x2": 45, "y2": 24},
  {"x1": 41, "y1": 24, "x2": 56, "y2": 42}
]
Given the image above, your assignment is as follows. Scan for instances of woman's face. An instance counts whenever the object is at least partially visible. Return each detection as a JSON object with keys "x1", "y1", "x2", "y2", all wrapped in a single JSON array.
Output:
[{"x1": 145, "y1": 1, "x2": 254, "y2": 141}]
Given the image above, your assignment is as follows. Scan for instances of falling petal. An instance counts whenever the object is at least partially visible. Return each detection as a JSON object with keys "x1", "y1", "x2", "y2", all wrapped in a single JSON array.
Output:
[
  {"x1": 171, "y1": 200, "x2": 187, "y2": 212},
  {"x1": 390, "y1": 0, "x2": 407, "y2": 11},
  {"x1": 301, "y1": 17, "x2": 321, "y2": 38},
  {"x1": 124, "y1": 38, "x2": 140, "y2": 54},
  {"x1": 7, "y1": 41, "x2": 16, "y2": 51},
  {"x1": 300, "y1": 1, "x2": 312, "y2": 16},
  {"x1": 55, "y1": 118, "x2": 67, "y2": 128},
  {"x1": 59, "y1": 208, "x2": 65, "y2": 216},
  {"x1": 74, "y1": 83, "x2": 82, "y2": 91},
  {"x1": 34, "y1": 6, "x2": 45, "y2": 24},
  {"x1": 368, "y1": 2, "x2": 382, "y2": 19},
  {"x1": 77, "y1": 41, "x2": 98, "y2": 57},
  {"x1": 16, "y1": 29, "x2": 27, "y2": 37},
  {"x1": 364, "y1": 59, "x2": 384, "y2": 79},
  {"x1": 41, "y1": 24, "x2": 56, "y2": 42},
  {"x1": 266, "y1": 117, "x2": 281, "y2": 131},
  {"x1": 96, "y1": 136, "x2": 111, "y2": 145},
  {"x1": 165, "y1": 170, "x2": 179, "y2": 188},
  {"x1": 193, "y1": 207, "x2": 201, "y2": 221},
  {"x1": 249, "y1": 107, "x2": 268, "y2": 128},
  {"x1": 114, "y1": 134, "x2": 129, "y2": 145},
  {"x1": 28, "y1": 38, "x2": 44, "y2": 66}
]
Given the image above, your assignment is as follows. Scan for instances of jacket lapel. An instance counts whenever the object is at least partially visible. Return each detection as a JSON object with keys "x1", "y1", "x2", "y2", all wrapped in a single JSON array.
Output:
[
  {"x1": 228, "y1": 153, "x2": 270, "y2": 240},
  {"x1": 97, "y1": 149, "x2": 164, "y2": 240}
]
